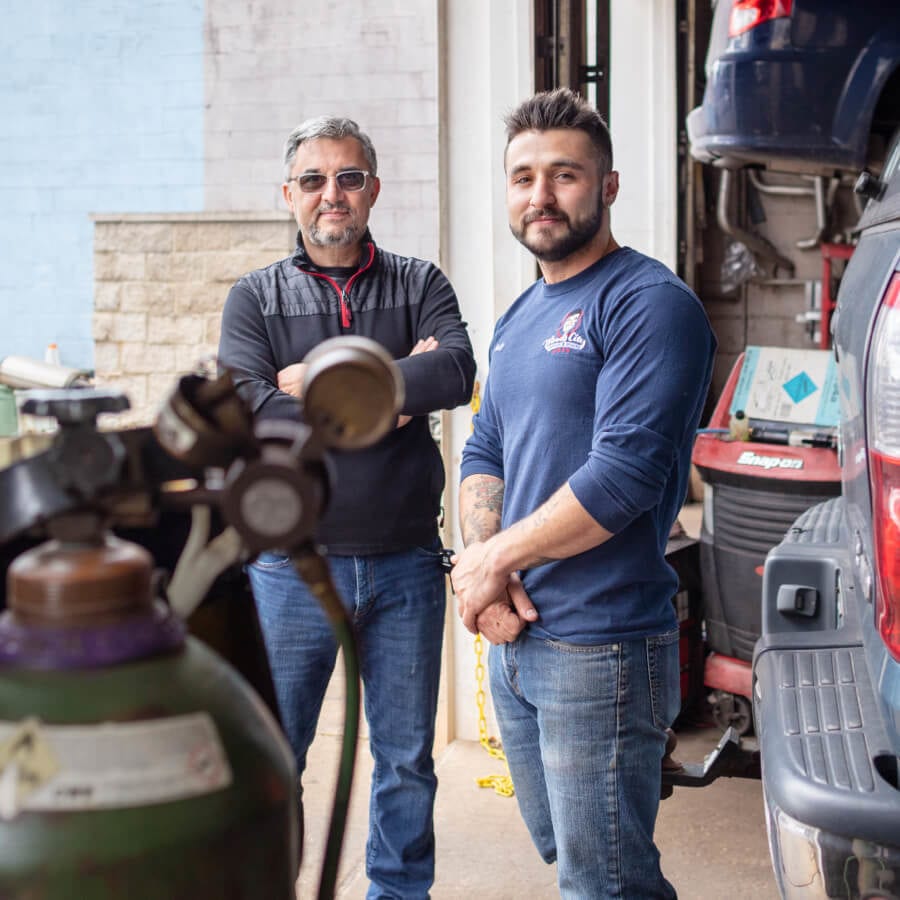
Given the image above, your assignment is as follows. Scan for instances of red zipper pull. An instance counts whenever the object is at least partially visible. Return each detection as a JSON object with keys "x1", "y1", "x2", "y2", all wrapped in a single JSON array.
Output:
[{"x1": 340, "y1": 295, "x2": 351, "y2": 327}]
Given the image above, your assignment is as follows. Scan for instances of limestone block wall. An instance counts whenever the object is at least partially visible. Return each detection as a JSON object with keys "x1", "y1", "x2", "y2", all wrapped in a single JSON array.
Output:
[{"x1": 92, "y1": 212, "x2": 295, "y2": 426}]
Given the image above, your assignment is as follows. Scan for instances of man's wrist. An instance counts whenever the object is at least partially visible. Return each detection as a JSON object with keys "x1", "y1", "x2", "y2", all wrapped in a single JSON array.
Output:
[
  {"x1": 487, "y1": 523, "x2": 557, "y2": 574},
  {"x1": 483, "y1": 533, "x2": 517, "y2": 581}
]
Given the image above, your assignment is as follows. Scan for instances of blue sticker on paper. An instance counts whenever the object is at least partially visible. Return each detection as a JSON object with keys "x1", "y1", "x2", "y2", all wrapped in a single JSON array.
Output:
[
  {"x1": 817, "y1": 366, "x2": 840, "y2": 427},
  {"x1": 729, "y1": 346, "x2": 840, "y2": 428},
  {"x1": 782, "y1": 371, "x2": 818, "y2": 405}
]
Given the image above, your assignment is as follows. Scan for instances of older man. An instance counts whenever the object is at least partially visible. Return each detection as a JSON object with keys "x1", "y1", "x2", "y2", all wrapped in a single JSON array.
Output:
[{"x1": 219, "y1": 115, "x2": 475, "y2": 899}]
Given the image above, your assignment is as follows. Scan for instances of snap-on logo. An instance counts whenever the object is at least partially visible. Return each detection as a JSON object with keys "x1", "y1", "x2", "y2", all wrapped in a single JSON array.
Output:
[{"x1": 736, "y1": 451, "x2": 803, "y2": 471}]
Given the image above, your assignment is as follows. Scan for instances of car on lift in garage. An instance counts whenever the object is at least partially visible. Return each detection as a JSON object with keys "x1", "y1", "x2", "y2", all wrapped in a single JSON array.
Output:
[
  {"x1": 687, "y1": 0, "x2": 900, "y2": 178},
  {"x1": 753, "y1": 135, "x2": 900, "y2": 897}
]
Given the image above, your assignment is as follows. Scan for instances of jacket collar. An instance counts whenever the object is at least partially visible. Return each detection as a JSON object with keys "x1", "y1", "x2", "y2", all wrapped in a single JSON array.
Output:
[{"x1": 290, "y1": 228, "x2": 377, "y2": 272}]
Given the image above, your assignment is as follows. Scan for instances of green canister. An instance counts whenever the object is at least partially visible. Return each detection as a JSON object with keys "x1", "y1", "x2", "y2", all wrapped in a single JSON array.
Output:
[{"x1": 0, "y1": 532, "x2": 298, "y2": 899}]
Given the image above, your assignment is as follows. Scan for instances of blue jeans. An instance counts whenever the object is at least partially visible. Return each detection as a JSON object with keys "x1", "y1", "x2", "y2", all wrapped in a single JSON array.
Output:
[
  {"x1": 248, "y1": 543, "x2": 446, "y2": 900},
  {"x1": 489, "y1": 627, "x2": 681, "y2": 899}
]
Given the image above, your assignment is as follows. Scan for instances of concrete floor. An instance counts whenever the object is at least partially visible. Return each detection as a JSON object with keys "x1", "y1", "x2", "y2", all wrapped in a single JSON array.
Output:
[
  {"x1": 295, "y1": 503, "x2": 779, "y2": 898},
  {"x1": 297, "y1": 680, "x2": 778, "y2": 899},
  {"x1": 297, "y1": 688, "x2": 778, "y2": 900}
]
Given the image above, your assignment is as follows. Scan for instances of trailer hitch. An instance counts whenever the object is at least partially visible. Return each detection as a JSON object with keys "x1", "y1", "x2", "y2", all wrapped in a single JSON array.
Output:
[{"x1": 660, "y1": 727, "x2": 760, "y2": 799}]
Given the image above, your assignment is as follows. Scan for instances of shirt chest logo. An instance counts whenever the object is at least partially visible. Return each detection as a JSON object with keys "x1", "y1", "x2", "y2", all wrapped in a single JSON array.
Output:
[{"x1": 543, "y1": 309, "x2": 586, "y2": 354}]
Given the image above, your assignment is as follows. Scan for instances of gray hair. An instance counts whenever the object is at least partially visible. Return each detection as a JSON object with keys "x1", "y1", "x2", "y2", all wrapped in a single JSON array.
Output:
[{"x1": 283, "y1": 116, "x2": 378, "y2": 181}]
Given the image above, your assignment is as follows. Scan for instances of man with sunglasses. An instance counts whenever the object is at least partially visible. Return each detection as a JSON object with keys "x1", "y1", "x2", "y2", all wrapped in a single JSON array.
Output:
[{"x1": 219, "y1": 116, "x2": 475, "y2": 899}]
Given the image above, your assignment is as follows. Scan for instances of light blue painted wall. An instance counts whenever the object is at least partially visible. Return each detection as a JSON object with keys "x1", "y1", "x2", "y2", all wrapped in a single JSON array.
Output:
[{"x1": 1, "y1": 2, "x2": 205, "y2": 370}]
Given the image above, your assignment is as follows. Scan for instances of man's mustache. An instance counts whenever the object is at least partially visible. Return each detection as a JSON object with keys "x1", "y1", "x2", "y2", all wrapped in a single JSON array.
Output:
[
  {"x1": 523, "y1": 209, "x2": 569, "y2": 226},
  {"x1": 317, "y1": 203, "x2": 352, "y2": 214}
]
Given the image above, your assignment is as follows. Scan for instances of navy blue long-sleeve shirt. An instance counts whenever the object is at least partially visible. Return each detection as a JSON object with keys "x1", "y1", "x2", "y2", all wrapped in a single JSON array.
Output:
[
  {"x1": 219, "y1": 231, "x2": 476, "y2": 554},
  {"x1": 461, "y1": 247, "x2": 716, "y2": 643}
]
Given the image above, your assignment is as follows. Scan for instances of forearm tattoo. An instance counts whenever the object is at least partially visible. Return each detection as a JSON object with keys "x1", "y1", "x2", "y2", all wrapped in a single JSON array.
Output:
[
  {"x1": 501, "y1": 493, "x2": 560, "y2": 570},
  {"x1": 505, "y1": 516, "x2": 555, "y2": 569},
  {"x1": 461, "y1": 477, "x2": 504, "y2": 546}
]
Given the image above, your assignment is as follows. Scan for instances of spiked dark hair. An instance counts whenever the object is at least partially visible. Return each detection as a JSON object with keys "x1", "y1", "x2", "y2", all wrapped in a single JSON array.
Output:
[{"x1": 504, "y1": 88, "x2": 613, "y2": 174}]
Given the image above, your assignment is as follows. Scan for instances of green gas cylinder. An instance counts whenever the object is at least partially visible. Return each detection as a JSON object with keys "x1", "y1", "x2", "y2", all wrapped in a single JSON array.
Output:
[{"x1": 0, "y1": 529, "x2": 298, "y2": 899}]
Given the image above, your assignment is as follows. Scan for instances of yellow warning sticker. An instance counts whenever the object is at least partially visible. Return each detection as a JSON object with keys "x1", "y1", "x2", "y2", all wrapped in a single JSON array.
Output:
[{"x1": 0, "y1": 718, "x2": 60, "y2": 820}]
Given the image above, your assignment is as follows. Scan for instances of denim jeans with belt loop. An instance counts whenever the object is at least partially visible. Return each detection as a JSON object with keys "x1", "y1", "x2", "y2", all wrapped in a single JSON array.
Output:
[
  {"x1": 489, "y1": 626, "x2": 681, "y2": 899},
  {"x1": 248, "y1": 541, "x2": 446, "y2": 900}
]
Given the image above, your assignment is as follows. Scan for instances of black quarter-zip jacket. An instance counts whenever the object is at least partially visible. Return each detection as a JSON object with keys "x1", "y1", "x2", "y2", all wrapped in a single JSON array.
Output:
[{"x1": 218, "y1": 230, "x2": 476, "y2": 554}]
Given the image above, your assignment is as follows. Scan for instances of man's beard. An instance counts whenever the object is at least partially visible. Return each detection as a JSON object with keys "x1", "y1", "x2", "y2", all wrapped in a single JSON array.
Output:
[
  {"x1": 307, "y1": 205, "x2": 360, "y2": 247},
  {"x1": 510, "y1": 203, "x2": 605, "y2": 262}
]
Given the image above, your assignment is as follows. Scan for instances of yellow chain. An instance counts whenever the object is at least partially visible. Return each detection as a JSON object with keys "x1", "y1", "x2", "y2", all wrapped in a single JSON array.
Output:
[
  {"x1": 474, "y1": 633, "x2": 514, "y2": 797},
  {"x1": 468, "y1": 381, "x2": 513, "y2": 796},
  {"x1": 470, "y1": 379, "x2": 481, "y2": 417}
]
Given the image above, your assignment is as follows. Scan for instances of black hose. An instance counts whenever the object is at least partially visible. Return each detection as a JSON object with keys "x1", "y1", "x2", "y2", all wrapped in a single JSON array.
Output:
[{"x1": 291, "y1": 546, "x2": 361, "y2": 900}]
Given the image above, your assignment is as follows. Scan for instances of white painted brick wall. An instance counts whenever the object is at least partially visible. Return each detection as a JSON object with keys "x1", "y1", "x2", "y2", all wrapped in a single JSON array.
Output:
[{"x1": 204, "y1": 0, "x2": 441, "y2": 264}]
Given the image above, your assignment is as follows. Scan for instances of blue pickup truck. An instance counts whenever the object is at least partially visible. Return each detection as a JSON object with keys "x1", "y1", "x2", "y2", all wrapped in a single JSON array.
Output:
[{"x1": 751, "y1": 144, "x2": 900, "y2": 897}]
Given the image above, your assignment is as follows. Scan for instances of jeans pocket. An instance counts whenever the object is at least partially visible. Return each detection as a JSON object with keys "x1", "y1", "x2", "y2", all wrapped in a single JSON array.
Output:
[
  {"x1": 249, "y1": 551, "x2": 293, "y2": 570},
  {"x1": 647, "y1": 628, "x2": 681, "y2": 730}
]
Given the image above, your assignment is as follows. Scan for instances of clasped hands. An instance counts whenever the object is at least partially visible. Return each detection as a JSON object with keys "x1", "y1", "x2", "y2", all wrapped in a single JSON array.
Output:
[{"x1": 450, "y1": 541, "x2": 538, "y2": 645}]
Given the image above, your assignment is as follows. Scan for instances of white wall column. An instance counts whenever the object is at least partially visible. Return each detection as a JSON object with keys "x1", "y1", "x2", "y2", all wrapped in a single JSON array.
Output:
[
  {"x1": 440, "y1": 0, "x2": 534, "y2": 742},
  {"x1": 609, "y1": 0, "x2": 678, "y2": 271}
]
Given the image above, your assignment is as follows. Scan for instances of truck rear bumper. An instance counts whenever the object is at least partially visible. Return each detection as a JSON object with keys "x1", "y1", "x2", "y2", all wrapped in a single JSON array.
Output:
[
  {"x1": 754, "y1": 643, "x2": 900, "y2": 897},
  {"x1": 754, "y1": 499, "x2": 900, "y2": 897}
]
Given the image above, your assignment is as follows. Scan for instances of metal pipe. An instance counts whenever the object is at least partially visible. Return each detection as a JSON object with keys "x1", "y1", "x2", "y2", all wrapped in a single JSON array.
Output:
[
  {"x1": 796, "y1": 176, "x2": 828, "y2": 250},
  {"x1": 747, "y1": 170, "x2": 815, "y2": 197},
  {"x1": 748, "y1": 171, "x2": 834, "y2": 251},
  {"x1": 717, "y1": 169, "x2": 796, "y2": 275}
]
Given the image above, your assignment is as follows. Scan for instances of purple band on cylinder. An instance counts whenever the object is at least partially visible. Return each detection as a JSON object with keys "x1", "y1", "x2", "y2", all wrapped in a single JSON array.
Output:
[{"x1": 0, "y1": 602, "x2": 185, "y2": 669}]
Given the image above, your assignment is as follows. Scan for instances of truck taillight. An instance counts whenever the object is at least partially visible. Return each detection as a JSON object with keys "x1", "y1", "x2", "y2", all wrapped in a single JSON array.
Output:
[
  {"x1": 729, "y1": 0, "x2": 793, "y2": 38},
  {"x1": 868, "y1": 273, "x2": 900, "y2": 660}
]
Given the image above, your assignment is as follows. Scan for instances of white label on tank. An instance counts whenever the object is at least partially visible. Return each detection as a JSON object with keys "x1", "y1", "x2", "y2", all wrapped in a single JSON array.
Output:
[{"x1": 0, "y1": 713, "x2": 232, "y2": 820}]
